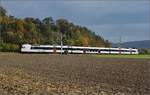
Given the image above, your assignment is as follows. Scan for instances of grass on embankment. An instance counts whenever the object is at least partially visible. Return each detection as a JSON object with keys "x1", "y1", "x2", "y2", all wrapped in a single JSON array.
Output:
[
  {"x1": 0, "y1": 52, "x2": 149, "y2": 59},
  {"x1": 95, "y1": 54, "x2": 150, "y2": 59}
]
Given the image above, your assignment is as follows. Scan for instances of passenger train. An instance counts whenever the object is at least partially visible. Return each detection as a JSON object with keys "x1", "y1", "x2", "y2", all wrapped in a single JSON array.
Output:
[{"x1": 21, "y1": 44, "x2": 139, "y2": 54}]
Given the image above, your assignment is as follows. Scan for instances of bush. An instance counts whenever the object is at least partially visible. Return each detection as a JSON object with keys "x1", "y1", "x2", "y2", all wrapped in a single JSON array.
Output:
[
  {"x1": 139, "y1": 48, "x2": 150, "y2": 54},
  {"x1": 0, "y1": 43, "x2": 20, "y2": 52}
]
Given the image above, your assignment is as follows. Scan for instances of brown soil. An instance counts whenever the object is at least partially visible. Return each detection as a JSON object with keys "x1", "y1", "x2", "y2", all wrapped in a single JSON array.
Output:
[{"x1": 0, "y1": 53, "x2": 149, "y2": 95}]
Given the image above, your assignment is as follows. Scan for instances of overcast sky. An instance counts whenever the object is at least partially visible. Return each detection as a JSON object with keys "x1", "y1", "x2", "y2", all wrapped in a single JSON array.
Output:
[{"x1": 1, "y1": 0, "x2": 149, "y2": 43}]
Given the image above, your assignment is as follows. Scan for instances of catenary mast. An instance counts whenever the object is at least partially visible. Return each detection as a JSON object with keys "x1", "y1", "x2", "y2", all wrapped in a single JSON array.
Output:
[{"x1": 0, "y1": 0, "x2": 2, "y2": 43}]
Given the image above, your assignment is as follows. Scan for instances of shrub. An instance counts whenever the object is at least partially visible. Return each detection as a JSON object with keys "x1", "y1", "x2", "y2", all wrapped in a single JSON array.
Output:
[
  {"x1": 139, "y1": 48, "x2": 150, "y2": 54},
  {"x1": 0, "y1": 43, "x2": 20, "y2": 52}
]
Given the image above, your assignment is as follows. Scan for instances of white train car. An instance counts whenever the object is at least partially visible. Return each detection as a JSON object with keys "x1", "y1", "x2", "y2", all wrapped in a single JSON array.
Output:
[{"x1": 21, "y1": 44, "x2": 139, "y2": 54}]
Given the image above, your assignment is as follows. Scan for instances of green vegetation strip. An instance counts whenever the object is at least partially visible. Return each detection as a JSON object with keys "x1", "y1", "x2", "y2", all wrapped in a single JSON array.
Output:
[{"x1": 95, "y1": 54, "x2": 150, "y2": 59}]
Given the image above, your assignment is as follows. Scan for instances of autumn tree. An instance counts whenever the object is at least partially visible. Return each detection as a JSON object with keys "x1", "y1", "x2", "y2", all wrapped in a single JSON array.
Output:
[{"x1": 0, "y1": 6, "x2": 111, "y2": 52}]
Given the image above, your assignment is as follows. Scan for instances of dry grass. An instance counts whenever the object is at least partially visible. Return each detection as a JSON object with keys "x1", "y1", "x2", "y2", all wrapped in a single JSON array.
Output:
[{"x1": 0, "y1": 53, "x2": 150, "y2": 95}]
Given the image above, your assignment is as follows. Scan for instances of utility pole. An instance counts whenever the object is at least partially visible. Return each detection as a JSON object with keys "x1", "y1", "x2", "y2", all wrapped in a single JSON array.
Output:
[
  {"x1": 0, "y1": 0, "x2": 2, "y2": 43},
  {"x1": 118, "y1": 35, "x2": 122, "y2": 48},
  {"x1": 59, "y1": 21, "x2": 66, "y2": 55},
  {"x1": 118, "y1": 35, "x2": 123, "y2": 54},
  {"x1": 60, "y1": 32, "x2": 63, "y2": 54},
  {"x1": 149, "y1": 0, "x2": 150, "y2": 50},
  {"x1": 149, "y1": 0, "x2": 150, "y2": 56}
]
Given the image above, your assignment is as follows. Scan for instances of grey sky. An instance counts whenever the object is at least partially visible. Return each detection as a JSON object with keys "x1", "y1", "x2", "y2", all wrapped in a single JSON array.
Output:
[{"x1": 1, "y1": 0, "x2": 149, "y2": 43}]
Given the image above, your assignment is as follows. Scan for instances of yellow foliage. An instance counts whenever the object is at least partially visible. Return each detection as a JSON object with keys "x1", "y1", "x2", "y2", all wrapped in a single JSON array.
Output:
[
  {"x1": 81, "y1": 36, "x2": 89, "y2": 46},
  {"x1": 16, "y1": 19, "x2": 24, "y2": 32}
]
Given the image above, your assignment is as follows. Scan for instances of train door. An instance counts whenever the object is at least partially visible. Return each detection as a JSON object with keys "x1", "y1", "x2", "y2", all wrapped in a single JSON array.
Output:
[
  {"x1": 130, "y1": 49, "x2": 132, "y2": 54},
  {"x1": 53, "y1": 48, "x2": 56, "y2": 54},
  {"x1": 83, "y1": 50, "x2": 86, "y2": 54},
  {"x1": 98, "y1": 50, "x2": 101, "y2": 54},
  {"x1": 119, "y1": 48, "x2": 121, "y2": 54}
]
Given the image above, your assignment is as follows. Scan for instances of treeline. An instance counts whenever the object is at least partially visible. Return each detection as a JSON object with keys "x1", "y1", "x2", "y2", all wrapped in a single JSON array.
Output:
[
  {"x1": 138, "y1": 48, "x2": 150, "y2": 54},
  {"x1": 0, "y1": 6, "x2": 111, "y2": 52}
]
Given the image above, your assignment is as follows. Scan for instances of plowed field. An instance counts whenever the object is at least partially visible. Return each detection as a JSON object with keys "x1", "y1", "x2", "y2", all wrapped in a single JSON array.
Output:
[{"x1": 0, "y1": 53, "x2": 149, "y2": 95}]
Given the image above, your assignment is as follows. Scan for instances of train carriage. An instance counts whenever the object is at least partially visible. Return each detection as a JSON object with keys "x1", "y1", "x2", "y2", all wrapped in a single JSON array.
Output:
[{"x1": 21, "y1": 44, "x2": 139, "y2": 54}]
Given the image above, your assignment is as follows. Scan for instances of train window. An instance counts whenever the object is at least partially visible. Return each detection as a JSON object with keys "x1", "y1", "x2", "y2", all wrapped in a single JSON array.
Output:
[
  {"x1": 31, "y1": 46, "x2": 137, "y2": 52},
  {"x1": 70, "y1": 48, "x2": 84, "y2": 51},
  {"x1": 31, "y1": 47, "x2": 53, "y2": 50},
  {"x1": 22, "y1": 46, "x2": 26, "y2": 48},
  {"x1": 99, "y1": 49, "x2": 136, "y2": 52},
  {"x1": 100, "y1": 49, "x2": 110, "y2": 51}
]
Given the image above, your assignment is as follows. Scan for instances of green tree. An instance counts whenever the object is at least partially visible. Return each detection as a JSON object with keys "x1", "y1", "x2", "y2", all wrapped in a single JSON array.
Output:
[
  {"x1": 56, "y1": 19, "x2": 69, "y2": 33},
  {"x1": 0, "y1": 6, "x2": 6, "y2": 17},
  {"x1": 0, "y1": 6, "x2": 111, "y2": 52}
]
